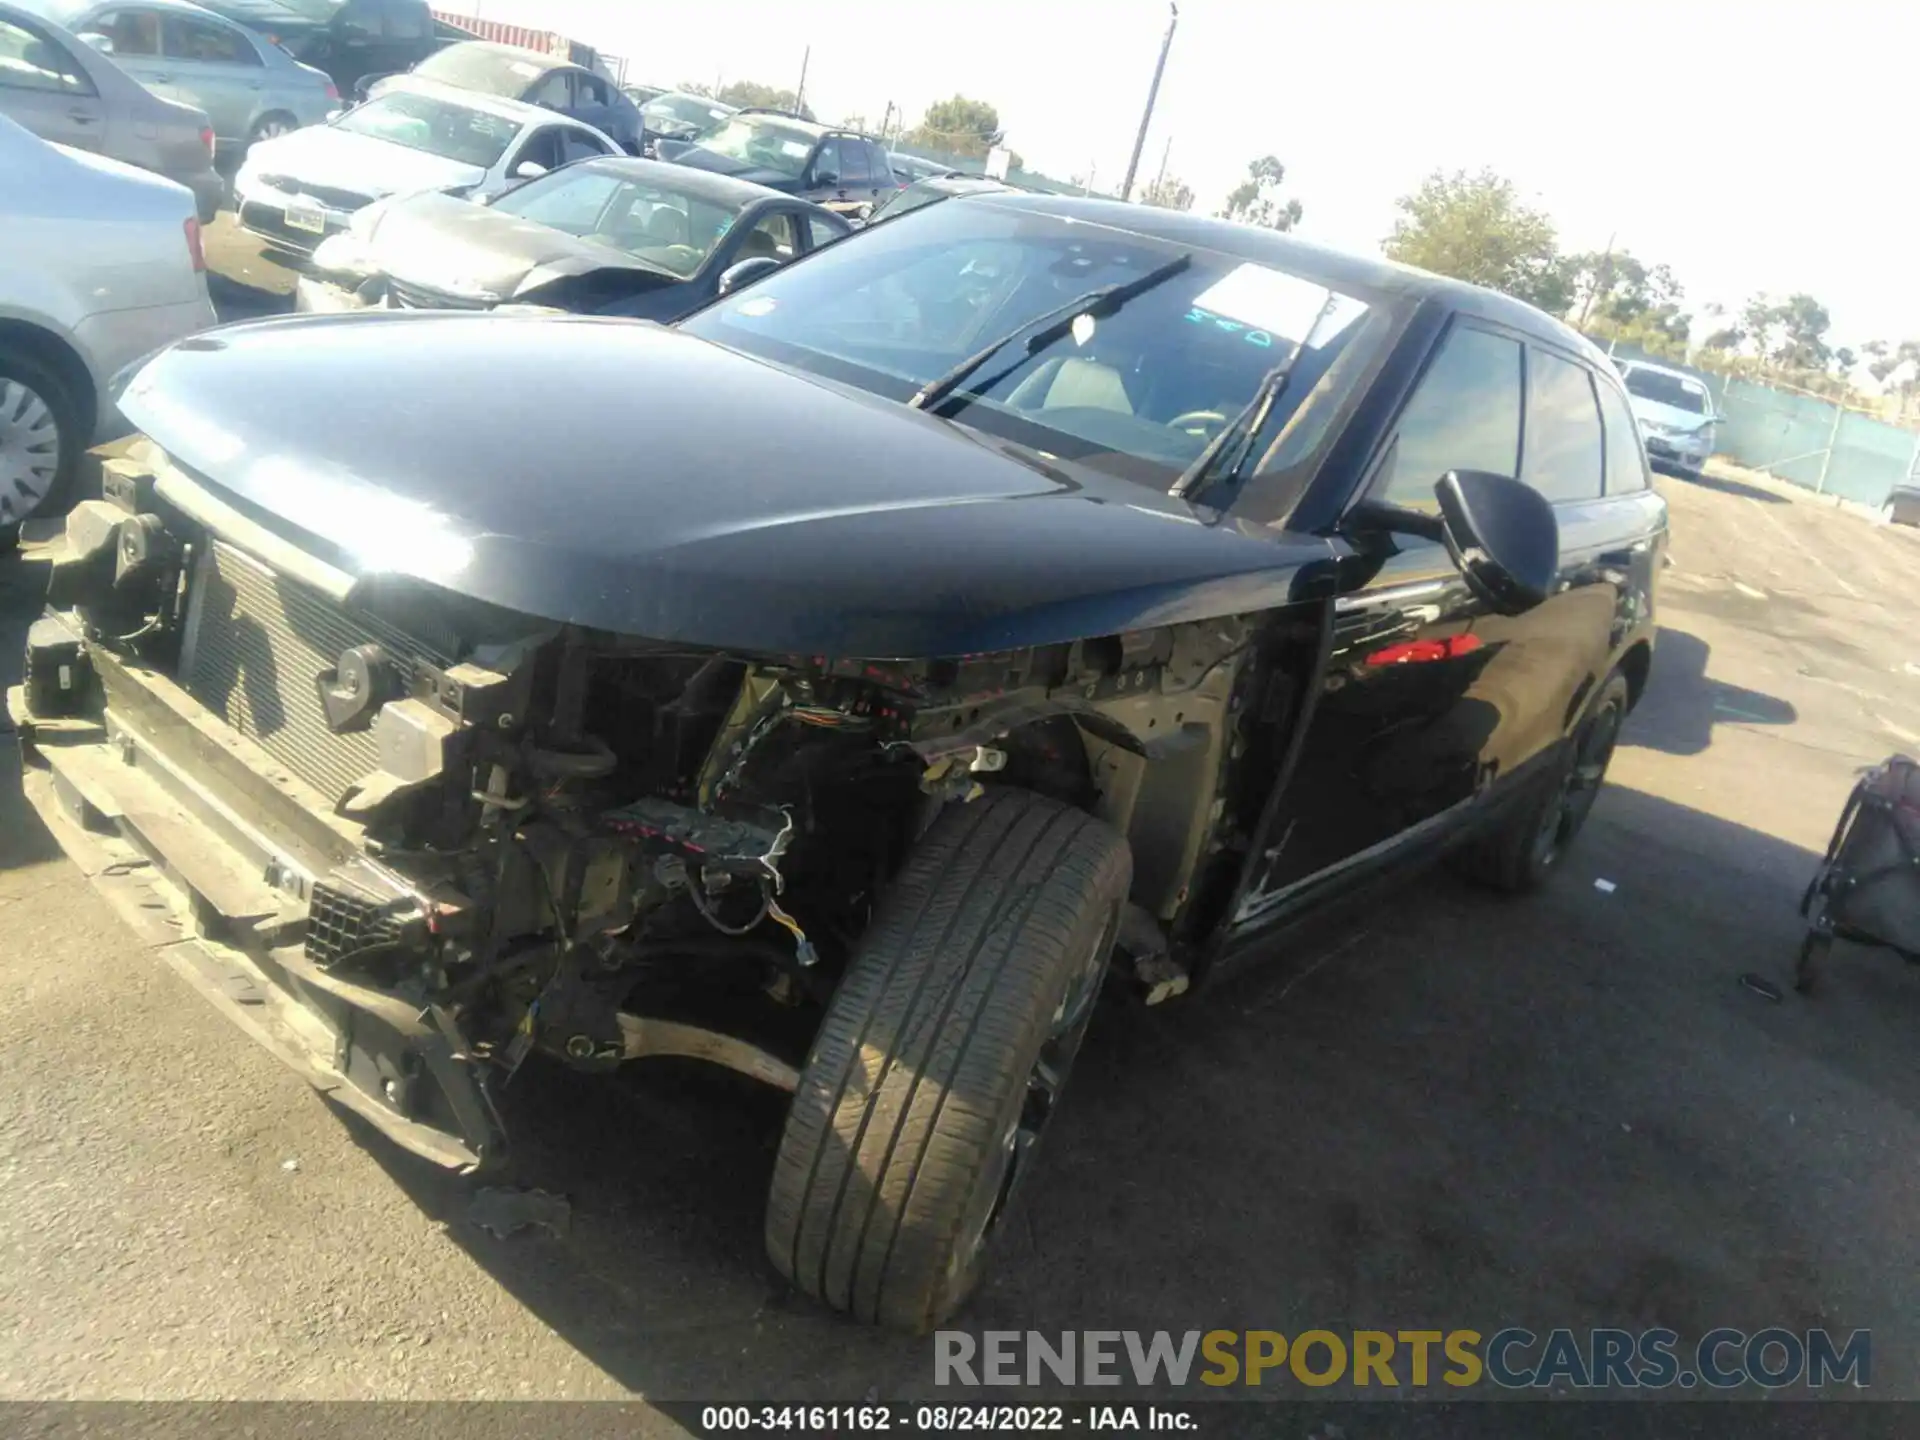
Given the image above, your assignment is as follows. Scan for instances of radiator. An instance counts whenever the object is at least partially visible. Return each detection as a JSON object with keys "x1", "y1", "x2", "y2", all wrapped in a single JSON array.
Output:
[{"x1": 180, "y1": 541, "x2": 452, "y2": 802}]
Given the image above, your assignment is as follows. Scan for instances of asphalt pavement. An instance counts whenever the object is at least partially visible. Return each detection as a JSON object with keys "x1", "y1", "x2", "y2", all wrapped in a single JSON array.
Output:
[{"x1": 3, "y1": 330, "x2": 1919, "y2": 1402}]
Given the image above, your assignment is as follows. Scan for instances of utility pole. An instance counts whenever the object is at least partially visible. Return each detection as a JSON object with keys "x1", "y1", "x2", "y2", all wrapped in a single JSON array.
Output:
[
  {"x1": 880, "y1": 100, "x2": 894, "y2": 142},
  {"x1": 1082, "y1": 162, "x2": 1096, "y2": 197},
  {"x1": 793, "y1": 46, "x2": 809, "y2": 115},
  {"x1": 1120, "y1": 2, "x2": 1178, "y2": 202}
]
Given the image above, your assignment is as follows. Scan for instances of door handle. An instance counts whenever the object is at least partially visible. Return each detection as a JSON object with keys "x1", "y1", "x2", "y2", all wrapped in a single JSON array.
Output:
[
  {"x1": 68, "y1": 108, "x2": 98, "y2": 123},
  {"x1": 149, "y1": 71, "x2": 173, "y2": 81}
]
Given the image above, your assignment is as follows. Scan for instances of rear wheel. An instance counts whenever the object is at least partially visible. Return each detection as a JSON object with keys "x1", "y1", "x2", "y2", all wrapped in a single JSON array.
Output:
[
  {"x1": 0, "y1": 347, "x2": 81, "y2": 528},
  {"x1": 249, "y1": 112, "x2": 297, "y2": 145},
  {"x1": 1454, "y1": 671, "x2": 1630, "y2": 893},
  {"x1": 766, "y1": 787, "x2": 1130, "y2": 1331}
]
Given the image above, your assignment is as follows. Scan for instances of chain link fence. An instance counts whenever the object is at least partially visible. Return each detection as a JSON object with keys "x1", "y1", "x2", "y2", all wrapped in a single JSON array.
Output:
[{"x1": 1599, "y1": 341, "x2": 1920, "y2": 508}]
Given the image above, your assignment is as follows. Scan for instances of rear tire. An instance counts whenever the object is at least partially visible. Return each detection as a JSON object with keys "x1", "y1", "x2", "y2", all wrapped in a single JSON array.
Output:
[
  {"x1": 248, "y1": 112, "x2": 297, "y2": 146},
  {"x1": 0, "y1": 345, "x2": 82, "y2": 527},
  {"x1": 766, "y1": 787, "x2": 1131, "y2": 1331},
  {"x1": 1454, "y1": 671, "x2": 1630, "y2": 893}
]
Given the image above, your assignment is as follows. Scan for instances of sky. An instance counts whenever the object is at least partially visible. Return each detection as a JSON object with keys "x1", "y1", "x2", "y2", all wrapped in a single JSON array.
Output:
[{"x1": 439, "y1": 0, "x2": 1917, "y2": 355}]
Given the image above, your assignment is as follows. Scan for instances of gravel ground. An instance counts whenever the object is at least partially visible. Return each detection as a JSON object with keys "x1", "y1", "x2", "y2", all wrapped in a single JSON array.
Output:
[{"x1": 3, "y1": 387, "x2": 1918, "y2": 1404}]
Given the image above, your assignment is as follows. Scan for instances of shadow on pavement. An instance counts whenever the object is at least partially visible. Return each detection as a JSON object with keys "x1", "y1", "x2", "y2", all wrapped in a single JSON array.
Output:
[
  {"x1": 1665, "y1": 465, "x2": 1790, "y2": 504},
  {"x1": 1622, "y1": 625, "x2": 1795, "y2": 756},
  {"x1": 0, "y1": 552, "x2": 60, "y2": 872},
  {"x1": 344, "y1": 784, "x2": 1920, "y2": 1401},
  {"x1": 209, "y1": 272, "x2": 295, "y2": 324}
]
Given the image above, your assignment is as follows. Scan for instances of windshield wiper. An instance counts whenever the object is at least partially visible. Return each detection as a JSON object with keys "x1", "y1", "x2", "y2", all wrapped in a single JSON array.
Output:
[
  {"x1": 906, "y1": 252, "x2": 1193, "y2": 414},
  {"x1": 1170, "y1": 290, "x2": 1335, "y2": 500}
]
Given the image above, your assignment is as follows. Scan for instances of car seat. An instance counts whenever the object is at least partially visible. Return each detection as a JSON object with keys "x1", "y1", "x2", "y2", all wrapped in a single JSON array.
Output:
[{"x1": 1005, "y1": 356, "x2": 1133, "y2": 415}]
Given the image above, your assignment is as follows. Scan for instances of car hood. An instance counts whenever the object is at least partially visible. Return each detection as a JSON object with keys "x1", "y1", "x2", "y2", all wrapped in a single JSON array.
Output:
[
  {"x1": 1628, "y1": 397, "x2": 1713, "y2": 432},
  {"x1": 115, "y1": 313, "x2": 1333, "y2": 658},
  {"x1": 668, "y1": 146, "x2": 798, "y2": 191},
  {"x1": 364, "y1": 192, "x2": 677, "y2": 298},
  {"x1": 244, "y1": 126, "x2": 486, "y2": 199}
]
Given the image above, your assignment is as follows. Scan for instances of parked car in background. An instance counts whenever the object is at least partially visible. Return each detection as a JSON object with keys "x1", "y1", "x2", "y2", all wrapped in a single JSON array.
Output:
[
  {"x1": 639, "y1": 87, "x2": 732, "y2": 145},
  {"x1": 863, "y1": 172, "x2": 1010, "y2": 226},
  {"x1": 296, "y1": 156, "x2": 849, "y2": 319},
  {"x1": 1883, "y1": 479, "x2": 1920, "y2": 527},
  {"x1": 1617, "y1": 360, "x2": 1719, "y2": 479},
  {"x1": 192, "y1": 0, "x2": 445, "y2": 99},
  {"x1": 232, "y1": 77, "x2": 619, "y2": 253},
  {"x1": 375, "y1": 41, "x2": 641, "y2": 152},
  {"x1": 0, "y1": 0, "x2": 219, "y2": 217},
  {"x1": 667, "y1": 110, "x2": 895, "y2": 217},
  {"x1": 620, "y1": 80, "x2": 664, "y2": 106},
  {"x1": 886, "y1": 150, "x2": 959, "y2": 184},
  {"x1": 32, "y1": 0, "x2": 336, "y2": 158},
  {"x1": 15, "y1": 190, "x2": 1664, "y2": 1333},
  {"x1": 0, "y1": 113, "x2": 211, "y2": 523}
]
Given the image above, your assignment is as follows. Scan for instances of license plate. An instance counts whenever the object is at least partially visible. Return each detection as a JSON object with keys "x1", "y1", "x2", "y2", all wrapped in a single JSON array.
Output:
[{"x1": 283, "y1": 199, "x2": 327, "y2": 235}]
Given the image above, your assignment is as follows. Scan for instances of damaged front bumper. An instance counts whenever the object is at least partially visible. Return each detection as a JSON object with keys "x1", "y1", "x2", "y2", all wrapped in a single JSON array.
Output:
[{"x1": 9, "y1": 619, "x2": 503, "y2": 1171}]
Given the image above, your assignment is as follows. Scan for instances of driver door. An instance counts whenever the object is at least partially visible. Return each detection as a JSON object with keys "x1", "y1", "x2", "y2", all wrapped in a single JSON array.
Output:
[{"x1": 1231, "y1": 318, "x2": 1525, "y2": 930}]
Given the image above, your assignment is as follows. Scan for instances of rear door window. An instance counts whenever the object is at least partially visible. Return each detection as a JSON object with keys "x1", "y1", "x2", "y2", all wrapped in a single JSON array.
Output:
[
  {"x1": 0, "y1": 14, "x2": 96, "y2": 91},
  {"x1": 806, "y1": 213, "x2": 844, "y2": 249},
  {"x1": 866, "y1": 141, "x2": 893, "y2": 184},
  {"x1": 88, "y1": 8, "x2": 161, "y2": 56},
  {"x1": 1374, "y1": 323, "x2": 1523, "y2": 511},
  {"x1": 163, "y1": 14, "x2": 258, "y2": 64},
  {"x1": 1597, "y1": 381, "x2": 1650, "y2": 493},
  {"x1": 1523, "y1": 349, "x2": 1606, "y2": 503}
]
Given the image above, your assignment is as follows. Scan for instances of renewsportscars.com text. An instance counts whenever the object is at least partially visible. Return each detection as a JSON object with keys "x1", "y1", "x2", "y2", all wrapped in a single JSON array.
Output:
[{"x1": 934, "y1": 1328, "x2": 1870, "y2": 1390}]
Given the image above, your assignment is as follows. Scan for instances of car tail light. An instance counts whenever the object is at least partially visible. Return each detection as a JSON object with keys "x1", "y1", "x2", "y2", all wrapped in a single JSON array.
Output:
[
  {"x1": 199, "y1": 125, "x2": 215, "y2": 160},
  {"x1": 325, "y1": 80, "x2": 339, "y2": 101},
  {"x1": 184, "y1": 217, "x2": 205, "y2": 273}
]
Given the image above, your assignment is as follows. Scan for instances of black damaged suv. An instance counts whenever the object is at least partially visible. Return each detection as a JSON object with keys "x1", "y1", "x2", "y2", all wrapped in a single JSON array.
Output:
[{"x1": 13, "y1": 192, "x2": 1665, "y2": 1331}]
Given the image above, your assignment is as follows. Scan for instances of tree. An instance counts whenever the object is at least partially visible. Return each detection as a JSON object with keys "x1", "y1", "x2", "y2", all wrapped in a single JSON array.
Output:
[
  {"x1": 901, "y1": 95, "x2": 1002, "y2": 159},
  {"x1": 1382, "y1": 169, "x2": 1565, "y2": 311},
  {"x1": 1771, "y1": 293, "x2": 1832, "y2": 371},
  {"x1": 713, "y1": 81, "x2": 813, "y2": 120},
  {"x1": 1217, "y1": 155, "x2": 1302, "y2": 232},
  {"x1": 1739, "y1": 293, "x2": 1780, "y2": 364},
  {"x1": 1833, "y1": 346, "x2": 1857, "y2": 375},
  {"x1": 1701, "y1": 327, "x2": 1744, "y2": 352},
  {"x1": 1139, "y1": 173, "x2": 1194, "y2": 211},
  {"x1": 678, "y1": 80, "x2": 712, "y2": 97}
]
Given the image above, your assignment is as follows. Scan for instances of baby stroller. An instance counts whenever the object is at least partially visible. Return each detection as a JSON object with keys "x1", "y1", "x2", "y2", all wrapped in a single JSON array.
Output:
[{"x1": 1796, "y1": 755, "x2": 1920, "y2": 994}]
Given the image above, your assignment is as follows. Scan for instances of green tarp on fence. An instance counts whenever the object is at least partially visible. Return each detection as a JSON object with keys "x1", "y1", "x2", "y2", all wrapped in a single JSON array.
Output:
[{"x1": 1599, "y1": 341, "x2": 1916, "y2": 507}]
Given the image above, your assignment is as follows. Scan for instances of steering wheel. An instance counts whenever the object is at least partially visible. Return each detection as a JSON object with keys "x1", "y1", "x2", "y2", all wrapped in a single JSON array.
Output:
[{"x1": 1168, "y1": 409, "x2": 1229, "y2": 438}]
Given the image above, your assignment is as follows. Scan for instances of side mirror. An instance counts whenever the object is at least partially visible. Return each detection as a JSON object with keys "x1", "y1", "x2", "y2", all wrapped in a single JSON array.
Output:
[
  {"x1": 79, "y1": 30, "x2": 114, "y2": 53},
  {"x1": 513, "y1": 160, "x2": 548, "y2": 179},
  {"x1": 717, "y1": 256, "x2": 782, "y2": 295},
  {"x1": 811, "y1": 166, "x2": 840, "y2": 188},
  {"x1": 1347, "y1": 470, "x2": 1559, "y2": 617}
]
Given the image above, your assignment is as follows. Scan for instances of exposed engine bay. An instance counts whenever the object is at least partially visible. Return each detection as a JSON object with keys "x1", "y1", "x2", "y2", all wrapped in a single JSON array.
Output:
[{"x1": 16, "y1": 442, "x2": 1307, "y2": 1172}]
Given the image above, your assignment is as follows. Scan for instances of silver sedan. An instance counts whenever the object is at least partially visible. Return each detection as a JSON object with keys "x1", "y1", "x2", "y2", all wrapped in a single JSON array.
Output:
[
  {"x1": 24, "y1": 0, "x2": 337, "y2": 160},
  {"x1": 0, "y1": 114, "x2": 214, "y2": 524},
  {"x1": 0, "y1": 0, "x2": 222, "y2": 219}
]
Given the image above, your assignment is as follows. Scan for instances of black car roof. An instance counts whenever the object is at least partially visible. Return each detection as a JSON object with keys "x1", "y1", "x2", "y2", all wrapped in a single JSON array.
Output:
[
  {"x1": 566, "y1": 155, "x2": 816, "y2": 210},
  {"x1": 976, "y1": 192, "x2": 1608, "y2": 365}
]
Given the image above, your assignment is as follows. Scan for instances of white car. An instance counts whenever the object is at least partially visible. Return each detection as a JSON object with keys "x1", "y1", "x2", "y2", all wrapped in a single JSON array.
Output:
[
  {"x1": 232, "y1": 77, "x2": 622, "y2": 256},
  {"x1": 1617, "y1": 360, "x2": 1722, "y2": 479},
  {"x1": 0, "y1": 112, "x2": 213, "y2": 524}
]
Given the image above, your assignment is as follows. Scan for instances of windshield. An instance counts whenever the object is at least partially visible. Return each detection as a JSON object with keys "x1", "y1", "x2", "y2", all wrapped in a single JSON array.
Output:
[
  {"x1": 1623, "y1": 367, "x2": 1709, "y2": 414},
  {"x1": 680, "y1": 199, "x2": 1397, "y2": 504},
  {"x1": 696, "y1": 117, "x2": 817, "y2": 178},
  {"x1": 411, "y1": 45, "x2": 546, "y2": 98},
  {"x1": 333, "y1": 90, "x2": 516, "y2": 168},
  {"x1": 645, "y1": 93, "x2": 733, "y2": 132},
  {"x1": 490, "y1": 166, "x2": 742, "y2": 278}
]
